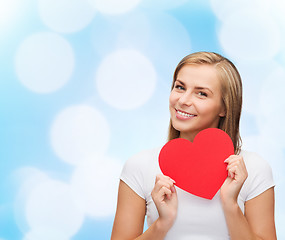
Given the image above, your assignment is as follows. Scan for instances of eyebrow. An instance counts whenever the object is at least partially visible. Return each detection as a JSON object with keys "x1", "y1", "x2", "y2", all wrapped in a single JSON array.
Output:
[{"x1": 175, "y1": 80, "x2": 213, "y2": 94}]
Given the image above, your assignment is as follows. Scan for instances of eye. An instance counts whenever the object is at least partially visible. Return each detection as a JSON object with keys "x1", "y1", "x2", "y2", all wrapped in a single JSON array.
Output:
[
  {"x1": 198, "y1": 91, "x2": 207, "y2": 97},
  {"x1": 175, "y1": 84, "x2": 185, "y2": 90}
]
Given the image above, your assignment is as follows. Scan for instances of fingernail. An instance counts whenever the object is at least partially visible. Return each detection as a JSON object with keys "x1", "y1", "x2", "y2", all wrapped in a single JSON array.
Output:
[
  {"x1": 171, "y1": 178, "x2": 176, "y2": 184},
  {"x1": 171, "y1": 186, "x2": 176, "y2": 193}
]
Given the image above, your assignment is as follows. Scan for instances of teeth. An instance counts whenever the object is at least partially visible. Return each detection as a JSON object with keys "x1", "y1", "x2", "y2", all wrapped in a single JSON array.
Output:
[{"x1": 177, "y1": 110, "x2": 195, "y2": 118}]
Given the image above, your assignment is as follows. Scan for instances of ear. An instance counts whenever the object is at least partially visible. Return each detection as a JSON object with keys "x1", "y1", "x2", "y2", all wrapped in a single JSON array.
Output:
[{"x1": 219, "y1": 104, "x2": 226, "y2": 117}]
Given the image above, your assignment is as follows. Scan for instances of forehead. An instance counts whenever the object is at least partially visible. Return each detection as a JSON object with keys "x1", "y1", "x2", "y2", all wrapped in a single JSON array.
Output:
[{"x1": 176, "y1": 64, "x2": 221, "y2": 89}]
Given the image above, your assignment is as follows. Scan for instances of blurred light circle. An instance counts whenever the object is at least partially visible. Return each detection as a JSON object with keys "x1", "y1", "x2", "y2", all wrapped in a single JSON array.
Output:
[
  {"x1": 71, "y1": 156, "x2": 122, "y2": 217},
  {"x1": 242, "y1": 134, "x2": 285, "y2": 185},
  {"x1": 91, "y1": 12, "x2": 151, "y2": 57},
  {"x1": 96, "y1": 49, "x2": 157, "y2": 110},
  {"x1": 210, "y1": 0, "x2": 269, "y2": 21},
  {"x1": 116, "y1": 13, "x2": 150, "y2": 49},
  {"x1": 15, "y1": 32, "x2": 74, "y2": 93},
  {"x1": 87, "y1": 0, "x2": 141, "y2": 15},
  {"x1": 14, "y1": 168, "x2": 49, "y2": 233},
  {"x1": 236, "y1": 60, "x2": 280, "y2": 114},
  {"x1": 219, "y1": 9, "x2": 280, "y2": 62},
  {"x1": 0, "y1": 0, "x2": 22, "y2": 29},
  {"x1": 145, "y1": 12, "x2": 191, "y2": 83},
  {"x1": 50, "y1": 105, "x2": 110, "y2": 165},
  {"x1": 257, "y1": 65, "x2": 285, "y2": 147},
  {"x1": 25, "y1": 179, "x2": 84, "y2": 238},
  {"x1": 269, "y1": 0, "x2": 285, "y2": 29},
  {"x1": 38, "y1": 0, "x2": 96, "y2": 33},
  {"x1": 23, "y1": 227, "x2": 69, "y2": 240},
  {"x1": 140, "y1": 0, "x2": 188, "y2": 10}
]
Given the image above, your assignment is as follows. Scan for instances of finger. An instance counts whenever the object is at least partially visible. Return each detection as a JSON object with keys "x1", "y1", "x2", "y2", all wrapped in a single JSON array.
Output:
[
  {"x1": 156, "y1": 174, "x2": 176, "y2": 183},
  {"x1": 153, "y1": 178, "x2": 175, "y2": 193},
  {"x1": 227, "y1": 165, "x2": 237, "y2": 179},
  {"x1": 225, "y1": 156, "x2": 240, "y2": 165},
  {"x1": 158, "y1": 174, "x2": 176, "y2": 186},
  {"x1": 235, "y1": 163, "x2": 248, "y2": 179},
  {"x1": 155, "y1": 175, "x2": 176, "y2": 191},
  {"x1": 227, "y1": 159, "x2": 247, "y2": 174},
  {"x1": 165, "y1": 176, "x2": 176, "y2": 184},
  {"x1": 228, "y1": 164, "x2": 247, "y2": 181},
  {"x1": 225, "y1": 155, "x2": 245, "y2": 164},
  {"x1": 224, "y1": 155, "x2": 236, "y2": 163},
  {"x1": 157, "y1": 186, "x2": 172, "y2": 200},
  {"x1": 226, "y1": 157, "x2": 244, "y2": 170},
  {"x1": 153, "y1": 180, "x2": 170, "y2": 193}
]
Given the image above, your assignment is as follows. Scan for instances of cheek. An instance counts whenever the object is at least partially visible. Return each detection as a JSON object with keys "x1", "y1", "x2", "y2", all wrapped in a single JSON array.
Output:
[
  {"x1": 169, "y1": 92, "x2": 176, "y2": 107},
  {"x1": 198, "y1": 101, "x2": 220, "y2": 115}
]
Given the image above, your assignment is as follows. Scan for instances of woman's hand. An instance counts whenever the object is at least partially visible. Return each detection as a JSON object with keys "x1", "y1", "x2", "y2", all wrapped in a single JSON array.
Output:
[
  {"x1": 220, "y1": 155, "x2": 248, "y2": 206},
  {"x1": 151, "y1": 174, "x2": 178, "y2": 231}
]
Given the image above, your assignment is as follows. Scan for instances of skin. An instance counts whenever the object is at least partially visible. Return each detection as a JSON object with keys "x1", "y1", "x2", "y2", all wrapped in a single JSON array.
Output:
[{"x1": 111, "y1": 64, "x2": 276, "y2": 240}]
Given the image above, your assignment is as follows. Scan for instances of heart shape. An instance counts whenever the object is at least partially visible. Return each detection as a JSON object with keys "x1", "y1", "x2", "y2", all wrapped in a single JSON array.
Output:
[{"x1": 159, "y1": 128, "x2": 234, "y2": 200}]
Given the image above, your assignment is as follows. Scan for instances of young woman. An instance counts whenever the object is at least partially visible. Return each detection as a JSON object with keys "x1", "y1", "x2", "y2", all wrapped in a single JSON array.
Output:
[{"x1": 111, "y1": 52, "x2": 276, "y2": 239}]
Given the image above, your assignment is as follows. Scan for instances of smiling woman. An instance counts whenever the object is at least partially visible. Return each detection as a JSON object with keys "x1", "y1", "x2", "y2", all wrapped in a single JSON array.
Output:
[
  {"x1": 169, "y1": 64, "x2": 226, "y2": 143},
  {"x1": 111, "y1": 52, "x2": 276, "y2": 240},
  {"x1": 168, "y1": 52, "x2": 243, "y2": 154}
]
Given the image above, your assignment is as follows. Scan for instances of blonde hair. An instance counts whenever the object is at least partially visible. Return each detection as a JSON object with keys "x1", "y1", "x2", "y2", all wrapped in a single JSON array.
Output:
[{"x1": 168, "y1": 52, "x2": 242, "y2": 154}]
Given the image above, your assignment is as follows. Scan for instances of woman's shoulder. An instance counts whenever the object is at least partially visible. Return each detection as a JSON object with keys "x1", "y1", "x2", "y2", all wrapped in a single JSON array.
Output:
[
  {"x1": 239, "y1": 149, "x2": 275, "y2": 201},
  {"x1": 127, "y1": 146, "x2": 163, "y2": 166},
  {"x1": 121, "y1": 146, "x2": 163, "y2": 176},
  {"x1": 239, "y1": 149, "x2": 271, "y2": 170},
  {"x1": 120, "y1": 146, "x2": 163, "y2": 199}
]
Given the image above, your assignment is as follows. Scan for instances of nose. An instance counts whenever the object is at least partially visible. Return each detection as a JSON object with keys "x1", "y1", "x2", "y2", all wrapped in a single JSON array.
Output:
[{"x1": 178, "y1": 91, "x2": 193, "y2": 106}]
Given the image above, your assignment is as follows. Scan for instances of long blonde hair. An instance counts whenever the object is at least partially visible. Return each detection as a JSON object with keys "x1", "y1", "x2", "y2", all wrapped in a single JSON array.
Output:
[{"x1": 168, "y1": 52, "x2": 242, "y2": 154}]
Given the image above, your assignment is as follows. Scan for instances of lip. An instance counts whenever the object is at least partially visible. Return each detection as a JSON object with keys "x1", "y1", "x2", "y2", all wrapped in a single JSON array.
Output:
[{"x1": 175, "y1": 108, "x2": 197, "y2": 120}]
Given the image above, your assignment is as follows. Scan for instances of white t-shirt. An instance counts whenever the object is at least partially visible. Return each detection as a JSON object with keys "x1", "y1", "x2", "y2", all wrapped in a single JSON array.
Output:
[{"x1": 120, "y1": 147, "x2": 275, "y2": 240}]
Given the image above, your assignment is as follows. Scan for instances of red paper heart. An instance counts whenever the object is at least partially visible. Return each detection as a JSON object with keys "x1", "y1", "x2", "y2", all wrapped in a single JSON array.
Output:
[{"x1": 159, "y1": 128, "x2": 234, "y2": 200}]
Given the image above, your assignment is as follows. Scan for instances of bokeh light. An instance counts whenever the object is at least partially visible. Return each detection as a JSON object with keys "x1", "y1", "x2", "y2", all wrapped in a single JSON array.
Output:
[
  {"x1": 23, "y1": 227, "x2": 70, "y2": 240},
  {"x1": 91, "y1": 11, "x2": 151, "y2": 57},
  {"x1": 218, "y1": 9, "x2": 280, "y2": 62},
  {"x1": 15, "y1": 32, "x2": 74, "y2": 93},
  {"x1": 141, "y1": 0, "x2": 189, "y2": 10},
  {"x1": 87, "y1": 0, "x2": 141, "y2": 15},
  {"x1": 50, "y1": 105, "x2": 110, "y2": 165},
  {"x1": 13, "y1": 168, "x2": 50, "y2": 233},
  {"x1": 96, "y1": 49, "x2": 157, "y2": 110},
  {"x1": 0, "y1": 0, "x2": 22, "y2": 29},
  {"x1": 145, "y1": 11, "x2": 191, "y2": 81},
  {"x1": 71, "y1": 156, "x2": 122, "y2": 217},
  {"x1": 210, "y1": 0, "x2": 270, "y2": 22},
  {"x1": 25, "y1": 179, "x2": 84, "y2": 238},
  {"x1": 38, "y1": 0, "x2": 96, "y2": 33},
  {"x1": 257, "y1": 65, "x2": 285, "y2": 147}
]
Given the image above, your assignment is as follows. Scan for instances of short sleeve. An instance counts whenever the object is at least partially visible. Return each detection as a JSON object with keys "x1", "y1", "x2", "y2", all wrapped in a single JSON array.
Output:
[
  {"x1": 242, "y1": 151, "x2": 275, "y2": 201},
  {"x1": 120, "y1": 153, "x2": 146, "y2": 200}
]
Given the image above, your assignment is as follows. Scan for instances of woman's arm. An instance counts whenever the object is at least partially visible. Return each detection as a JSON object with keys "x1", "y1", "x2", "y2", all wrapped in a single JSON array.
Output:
[
  {"x1": 111, "y1": 180, "x2": 146, "y2": 239},
  {"x1": 244, "y1": 187, "x2": 276, "y2": 239},
  {"x1": 221, "y1": 155, "x2": 277, "y2": 240},
  {"x1": 111, "y1": 175, "x2": 177, "y2": 240},
  {"x1": 222, "y1": 187, "x2": 276, "y2": 240}
]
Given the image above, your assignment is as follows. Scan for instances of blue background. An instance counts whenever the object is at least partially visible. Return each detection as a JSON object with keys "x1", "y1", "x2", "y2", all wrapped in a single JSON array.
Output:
[{"x1": 1, "y1": 0, "x2": 285, "y2": 239}]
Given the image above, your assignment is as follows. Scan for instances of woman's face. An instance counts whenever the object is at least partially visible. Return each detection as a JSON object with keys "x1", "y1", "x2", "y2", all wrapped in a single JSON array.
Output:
[{"x1": 169, "y1": 64, "x2": 225, "y2": 141}]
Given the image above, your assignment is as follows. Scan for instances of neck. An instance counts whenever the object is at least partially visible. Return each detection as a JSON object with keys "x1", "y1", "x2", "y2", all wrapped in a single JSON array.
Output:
[{"x1": 179, "y1": 131, "x2": 198, "y2": 142}]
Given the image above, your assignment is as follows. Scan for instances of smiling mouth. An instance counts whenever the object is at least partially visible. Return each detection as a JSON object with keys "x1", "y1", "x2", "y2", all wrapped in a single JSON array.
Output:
[{"x1": 176, "y1": 109, "x2": 197, "y2": 118}]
